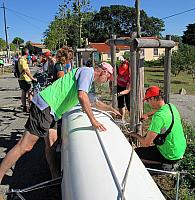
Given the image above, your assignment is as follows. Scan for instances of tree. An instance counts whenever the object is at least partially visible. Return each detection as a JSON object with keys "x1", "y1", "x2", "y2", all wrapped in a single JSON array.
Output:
[
  {"x1": 25, "y1": 41, "x2": 34, "y2": 55},
  {"x1": 87, "y1": 5, "x2": 164, "y2": 42},
  {"x1": 182, "y1": 23, "x2": 195, "y2": 46},
  {"x1": 9, "y1": 43, "x2": 17, "y2": 51},
  {"x1": 171, "y1": 44, "x2": 195, "y2": 77},
  {"x1": 43, "y1": 0, "x2": 92, "y2": 49},
  {"x1": 170, "y1": 35, "x2": 182, "y2": 44},
  {"x1": 12, "y1": 37, "x2": 24, "y2": 46},
  {"x1": 0, "y1": 38, "x2": 6, "y2": 50},
  {"x1": 43, "y1": 4, "x2": 165, "y2": 48}
]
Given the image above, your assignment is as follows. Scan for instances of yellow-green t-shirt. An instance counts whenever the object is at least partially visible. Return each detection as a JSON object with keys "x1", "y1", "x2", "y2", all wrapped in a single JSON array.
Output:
[{"x1": 149, "y1": 104, "x2": 186, "y2": 160}]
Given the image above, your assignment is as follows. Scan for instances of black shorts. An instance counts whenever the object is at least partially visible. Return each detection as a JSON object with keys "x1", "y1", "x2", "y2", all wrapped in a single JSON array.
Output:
[
  {"x1": 25, "y1": 103, "x2": 57, "y2": 137},
  {"x1": 117, "y1": 85, "x2": 130, "y2": 111},
  {"x1": 135, "y1": 146, "x2": 179, "y2": 164},
  {"x1": 18, "y1": 80, "x2": 31, "y2": 92}
]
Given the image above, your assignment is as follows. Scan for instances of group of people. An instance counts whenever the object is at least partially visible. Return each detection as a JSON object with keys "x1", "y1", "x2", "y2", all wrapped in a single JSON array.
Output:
[{"x1": 0, "y1": 46, "x2": 186, "y2": 186}]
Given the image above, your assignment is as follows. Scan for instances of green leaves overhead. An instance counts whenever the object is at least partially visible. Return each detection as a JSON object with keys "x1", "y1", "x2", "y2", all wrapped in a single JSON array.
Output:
[
  {"x1": 12, "y1": 37, "x2": 24, "y2": 46},
  {"x1": 182, "y1": 23, "x2": 195, "y2": 46},
  {"x1": 0, "y1": 38, "x2": 6, "y2": 50},
  {"x1": 43, "y1": 4, "x2": 165, "y2": 49}
]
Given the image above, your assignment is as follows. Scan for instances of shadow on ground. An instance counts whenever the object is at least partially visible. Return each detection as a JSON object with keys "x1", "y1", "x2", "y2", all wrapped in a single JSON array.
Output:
[{"x1": 0, "y1": 116, "x2": 61, "y2": 200}]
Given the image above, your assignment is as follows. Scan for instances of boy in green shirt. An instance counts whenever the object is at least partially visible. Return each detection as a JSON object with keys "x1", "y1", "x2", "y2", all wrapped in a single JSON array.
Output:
[{"x1": 130, "y1": 86, "x2": 186, "y2": 167}]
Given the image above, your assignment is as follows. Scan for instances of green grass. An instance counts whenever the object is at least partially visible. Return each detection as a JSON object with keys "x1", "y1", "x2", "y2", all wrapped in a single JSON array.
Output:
[{"x1": 145, "y1": 67, "x2": 195, "y2": 95}]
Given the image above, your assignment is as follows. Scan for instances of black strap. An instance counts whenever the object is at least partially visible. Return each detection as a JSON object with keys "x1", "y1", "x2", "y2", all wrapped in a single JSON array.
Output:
[{"x1": 164, "y1": 103, "x2": 174, "y2": 137}]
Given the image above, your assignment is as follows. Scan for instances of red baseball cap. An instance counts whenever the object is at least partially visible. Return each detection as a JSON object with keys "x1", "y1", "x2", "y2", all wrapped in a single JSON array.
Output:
[
  {"x1": 100, "y1": 62, "x2": 114, "y2": 81},
  {"x1": 144, "y1": 86, "x2": 161, "y2": 101}
]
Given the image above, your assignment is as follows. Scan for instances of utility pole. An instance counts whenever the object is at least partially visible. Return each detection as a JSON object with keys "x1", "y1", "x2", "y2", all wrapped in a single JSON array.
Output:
[{"x1": 2, "y1": 2, "x2": 9, "y2": 61}]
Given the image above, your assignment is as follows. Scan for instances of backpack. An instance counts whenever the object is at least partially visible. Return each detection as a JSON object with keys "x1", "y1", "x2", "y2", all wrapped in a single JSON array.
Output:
[{"x1": 14, "y1": 59, "x2": 20, "y2": 78}]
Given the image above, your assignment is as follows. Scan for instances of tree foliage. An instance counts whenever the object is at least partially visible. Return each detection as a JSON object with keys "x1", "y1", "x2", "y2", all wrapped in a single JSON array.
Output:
[
  {"x1": 12, "y1": 37, "x2": 24, "y2": 46},
  {"x1": 0, "y1": 38, "x2": 6, "y2": 50},
  {"x1": 9, "y1": 43, "x2": 17, "y2": 51},
  {"x1": 43, "y1": 3, "x2": 164, "y2": 49},
  {"x1": 43, "y1": 0, "x2": 91, "y2": 50},
  {"x1": 25, "y1": 41, "x2": 34, "y2": 55},
  {"x1": 171, "y1": 44, "x2": 195, "y2": 77},
  {"x1": 85, "y1": 5, "x2": 164, "y2": 42},
  {"x1": 182, "y1": 23, "x2": 195, "y2": 46}
]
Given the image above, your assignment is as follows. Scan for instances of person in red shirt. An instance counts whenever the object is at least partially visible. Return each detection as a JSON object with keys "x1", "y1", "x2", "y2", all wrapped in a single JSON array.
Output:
[{"x1": 117, "y1": 60, "x2": 131, "y2": 121}]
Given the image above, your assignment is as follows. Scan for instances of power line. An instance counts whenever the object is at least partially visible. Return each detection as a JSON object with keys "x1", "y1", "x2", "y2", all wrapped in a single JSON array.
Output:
[
  {"x1": 0, "y1": 6, "x2": 48, "y2": 31},
  {"x1": 161, "y1": 7, "x2": 195, "y2": 20},
  {"x1": 6, "y1": 7, "x2": 48, "y2": 23}
]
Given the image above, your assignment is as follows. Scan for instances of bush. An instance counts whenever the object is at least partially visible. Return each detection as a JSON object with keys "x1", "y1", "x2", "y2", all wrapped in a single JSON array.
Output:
[{"x1": 144, "y1": 59, "x2": 162, "y2": 67}]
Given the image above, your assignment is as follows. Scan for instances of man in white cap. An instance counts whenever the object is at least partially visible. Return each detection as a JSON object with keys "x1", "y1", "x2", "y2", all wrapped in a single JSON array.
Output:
[{"x1": 0, "y1": 62, "x2": 120, "y2": 183}]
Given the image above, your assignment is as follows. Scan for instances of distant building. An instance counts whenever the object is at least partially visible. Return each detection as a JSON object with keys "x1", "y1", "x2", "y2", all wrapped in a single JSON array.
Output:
[
  {"x1": 87, "y1": 37, "x2": 178, "y2": 62},
  {"x1": 31, "y1": 43, "x2": 50, "y2": 54}
]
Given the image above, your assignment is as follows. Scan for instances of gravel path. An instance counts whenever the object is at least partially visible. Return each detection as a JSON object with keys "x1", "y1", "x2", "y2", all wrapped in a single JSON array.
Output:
[{"x1": 170, "y1": 94, "x2": 195, "y2": 129}]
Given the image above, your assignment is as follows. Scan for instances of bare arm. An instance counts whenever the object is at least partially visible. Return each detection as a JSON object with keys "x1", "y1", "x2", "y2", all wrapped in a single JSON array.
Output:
[
  {"x1": 57, "y1": 71, "x2": 65, "y2": 79},
  {"x1": 130, "y1": 131, "x2": 157, "y2": 147},
  {"x1": 118, "y1": 83, "x2": 131, "y2": 96},
  {"x1": 24, "y1": 69, "x2": 36, "y2": 81},
  {"x1": 66, "y1": 67, "x2": 71, "y2": 73},
  {"x1": 78, "y1": 91, "x2": 107, "y2": 131},
  {"x1": 92, "y1": 100, "x2": 121, "y2": 117},
  {"x1": 140, "y1": 110, "x2": 157, "y2": 121}
]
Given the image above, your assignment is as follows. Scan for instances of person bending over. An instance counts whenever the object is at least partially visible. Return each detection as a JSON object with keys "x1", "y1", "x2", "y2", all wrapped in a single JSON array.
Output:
[{"x1": 0, "y1": 63, "x2": 121, "y2": 183}]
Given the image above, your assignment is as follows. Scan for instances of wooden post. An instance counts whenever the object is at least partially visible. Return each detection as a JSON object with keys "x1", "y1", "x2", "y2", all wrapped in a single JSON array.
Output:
[
  {"x1": 164, "y1": 35, "x2": 172, "y2": 103},
  {"x1": 130, "y1": 44, "x2": 137, "y2": 132},
  {"x1": 135, "y1": 0, "x2": 141, "y2": 38},
  {"x1": 111, "y1": 35, "x2": 117, "y2": 109}
]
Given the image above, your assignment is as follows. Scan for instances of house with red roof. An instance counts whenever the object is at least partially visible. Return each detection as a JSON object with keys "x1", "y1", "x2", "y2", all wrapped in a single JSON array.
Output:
[
  {"x1": 31, "y1": 43, "x2": 50, "y2": 54},
  {"x1": 87, "y1": 37, "x2": 178, "y2": 62}
]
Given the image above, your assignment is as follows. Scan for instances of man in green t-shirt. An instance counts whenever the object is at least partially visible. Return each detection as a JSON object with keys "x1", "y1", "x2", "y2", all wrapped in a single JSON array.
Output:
[
  {"x1": 130, "y1": 86, "x2": 186, "y2": 167},
  {"x1": 0, "y1": 62, "x2": 121, "y2": 184}
]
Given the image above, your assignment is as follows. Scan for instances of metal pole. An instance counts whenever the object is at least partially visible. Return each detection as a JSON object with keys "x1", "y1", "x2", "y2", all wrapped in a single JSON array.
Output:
[
  {"x1": 175, "y1": 172, "x2": 180, "y2": 200},
  {"x1": 164, "y1": 35, "x2": 172, "y2": 103},
  {"x1": 111, "y1": 35, "x2": 117, "y2": 109},
  {"x1": 2, "y1": 2, "x2": 9, "y2": 61}
]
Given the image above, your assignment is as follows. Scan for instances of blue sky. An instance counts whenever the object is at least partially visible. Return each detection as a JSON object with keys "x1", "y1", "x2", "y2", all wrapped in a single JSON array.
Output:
[{"x1": 0, "y1": 0, "x2": 194, "y2": 43}]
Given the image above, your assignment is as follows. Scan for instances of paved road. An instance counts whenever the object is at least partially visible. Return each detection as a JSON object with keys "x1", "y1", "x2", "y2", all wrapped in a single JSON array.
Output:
[{"x1": 0, "y1": 72, "x2": 61, "y2": 200}]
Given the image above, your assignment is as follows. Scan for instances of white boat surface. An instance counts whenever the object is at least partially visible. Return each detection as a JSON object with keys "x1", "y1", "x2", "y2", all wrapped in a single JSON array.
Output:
[{"x1": 61, "y1": 105, "x2": 165, "y2": 200}]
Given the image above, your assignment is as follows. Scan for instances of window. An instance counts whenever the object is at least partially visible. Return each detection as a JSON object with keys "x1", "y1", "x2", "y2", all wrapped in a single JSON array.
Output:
[{"x1": 153, "y1": 48, "x2": 158, "y2": 56}]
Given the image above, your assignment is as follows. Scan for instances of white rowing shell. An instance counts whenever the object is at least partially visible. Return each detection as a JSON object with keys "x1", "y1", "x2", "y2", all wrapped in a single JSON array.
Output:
[{"x1": 61, "y1": 105, "x2": 165, "y2": 200}]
